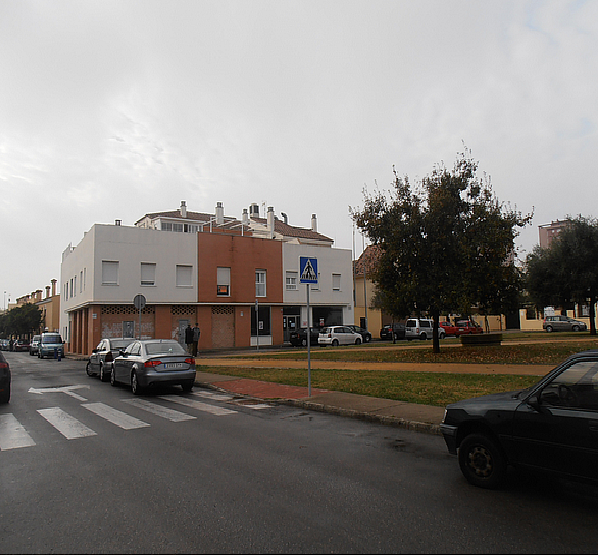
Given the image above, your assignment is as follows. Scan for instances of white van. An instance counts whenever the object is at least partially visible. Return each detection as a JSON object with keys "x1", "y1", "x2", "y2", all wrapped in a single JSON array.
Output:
[{"x1": 405, "y1": 319, "x2": 445, "y2": 340}]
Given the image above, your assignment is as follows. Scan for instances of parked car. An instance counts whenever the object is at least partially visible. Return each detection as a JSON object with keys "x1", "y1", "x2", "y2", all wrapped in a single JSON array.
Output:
[
  {"x1": 543, "y1": 315, "x2": 587, "y2": 333},
  {"x1": 29, "y1": 335, "x2": 41, "y2": 356},
  {"x1": 440, "y1": 320, "x2": 483, "y2": 337},
  {"x1": 13, "y1": 339, "x2": 31, "y2": 352},
  {"x1": 404, "y1": 319, "x2": 445, "y2": 340},
  {"x1": 38, "y1": 332, "x2": 64, "y2": 359},
  {"x1": 318, "y1": 326, "x2": 363, "y2": 346},
  {"x1": 0, "y1": 339, "x2": 10, "y2": 351},
  {"x1": 87, "y1": 338, "x2": 134, "y2": 381},
  {"x1": 441, "y1": 350, "x2": 598, "y2": 489},
  {"x1": 289, "y1": 328, "x2": 321, "y2": 347},
  {"x1": 347, "y1": 325, "x2": 372, "y2": 343},
  {"x1": 380, "y1": 322, "x2": 406, "y2": 340},
  {"x1": 0, "y1": 350, "x2": 10, "y2": 403},
  {"x1": 111, "y1": 339, "x2": 196, "y2": 395}
]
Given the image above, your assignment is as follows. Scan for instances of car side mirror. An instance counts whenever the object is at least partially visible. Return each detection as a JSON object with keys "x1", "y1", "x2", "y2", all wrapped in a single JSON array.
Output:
[
  {"x1": 119, "y1": 350, "x2": 126, "y2": 357},
  {"x1": 527, "y1": 393, "x2": 542, "y2": 411},
  {"x1": 92, "y1": 349, "x2": 98, "y2": 354}
]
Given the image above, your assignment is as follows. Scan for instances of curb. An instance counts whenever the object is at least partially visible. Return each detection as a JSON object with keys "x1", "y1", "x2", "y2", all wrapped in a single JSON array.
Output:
[{"x1": 196, "y1": 380, "x2": 442, "y2": 435}]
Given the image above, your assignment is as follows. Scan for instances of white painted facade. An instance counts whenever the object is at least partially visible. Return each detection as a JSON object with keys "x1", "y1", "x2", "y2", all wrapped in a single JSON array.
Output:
[
  {"x1": 282, "y1": 243, "x2": 353, "y2": 327},
  {"x1": 60, "y1": 224, "x2": 197, "y2": 338}
]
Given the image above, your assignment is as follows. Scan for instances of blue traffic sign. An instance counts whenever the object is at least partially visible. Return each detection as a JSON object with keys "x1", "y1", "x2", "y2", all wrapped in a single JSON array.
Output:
[{"x1": 299, "y1": 257, "x2": 318, "y2": 284}]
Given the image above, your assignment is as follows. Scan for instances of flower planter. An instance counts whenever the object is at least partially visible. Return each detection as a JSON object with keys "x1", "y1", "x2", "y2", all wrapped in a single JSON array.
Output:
[{"x1": 460, "y1": 333, "x2": 503, "y2": 346}]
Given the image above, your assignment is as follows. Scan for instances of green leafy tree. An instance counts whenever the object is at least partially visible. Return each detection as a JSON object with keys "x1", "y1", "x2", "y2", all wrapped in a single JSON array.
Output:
[
  {"x1": 526, "y1": 217, "x2": 598, "y2": 335},
  {"x1": 6, "y1": 303, "x2": 42, "y2": 337},
  {"x1": 351, "y1": 149, "x2": 531, "y2": 352}
]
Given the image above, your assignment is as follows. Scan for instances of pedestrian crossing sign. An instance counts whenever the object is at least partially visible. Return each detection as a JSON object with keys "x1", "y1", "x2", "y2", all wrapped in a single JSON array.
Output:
[{"x1": 299, "y1": 256, "x2": 318, "y2": 284}]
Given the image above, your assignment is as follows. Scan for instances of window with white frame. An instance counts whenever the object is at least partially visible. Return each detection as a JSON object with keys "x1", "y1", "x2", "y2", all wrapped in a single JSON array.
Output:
[
  {"x1": 102, "y1": 261, "x2": 119, "y2": 285},
  {"x1": 286, "y1": 271, "x2": 298, "y2": 291},
  {"x1": 256, "y1": 270, "x2": 266, "y2": 297},
  {"x1": 80, "y1": 271, "x2": 83, "y2": 292},
  {"x1": 332, "y1": 273, "x2": 341, "y2": 291},
  {"x1": 217, "y1": 267, "x2": 231, "y2": 296},
  {"x1": 141, "y1": 262, "x2": 156, "y2": 286},
  {"x1": 161, "y1": 222, "x2": 173, "y2": 231},
  {"x1": 176, "y1": 265, "x2": 193, "y2": 287}
]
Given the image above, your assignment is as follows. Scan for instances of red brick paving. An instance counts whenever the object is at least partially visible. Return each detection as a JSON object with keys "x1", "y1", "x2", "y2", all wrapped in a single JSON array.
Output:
[{"x1": 211, "y1": 379, "x2": 328, "y2": 400}]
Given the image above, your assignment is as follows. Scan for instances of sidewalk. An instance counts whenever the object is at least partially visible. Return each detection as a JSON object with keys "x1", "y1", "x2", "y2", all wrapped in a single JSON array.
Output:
[{"x1": 194, "y1": 359, "x2": 551, "y2": 435}]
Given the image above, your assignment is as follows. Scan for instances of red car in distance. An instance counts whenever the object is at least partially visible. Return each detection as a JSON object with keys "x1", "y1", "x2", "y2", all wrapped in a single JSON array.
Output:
[{"x1": 440, "y1": 320, "x2": 483, "y2": 337}]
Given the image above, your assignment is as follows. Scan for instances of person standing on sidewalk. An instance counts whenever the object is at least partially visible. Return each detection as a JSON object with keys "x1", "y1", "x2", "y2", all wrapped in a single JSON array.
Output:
[
  {"x1": 192, "y1": 323, "x2": 201, "y2": 357},
  {"x1": 184, "y1": 324, "x2": 194, "y2": 354}
]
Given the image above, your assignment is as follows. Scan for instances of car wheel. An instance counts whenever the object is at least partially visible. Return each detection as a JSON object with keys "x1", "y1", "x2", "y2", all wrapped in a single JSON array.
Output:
[
  {"x1": 181, "y1": 381, "x2": 194, "y2": 393},
  {"x1": 355, "y1": 337, "x2": 362, "y2": 345},
  {"x1": 86, "y1": 362, "x2": 94, "y2": 377},
  {"x1": 332, "y1": 339, "x2": 339, "y2": 347},
  {"x1": 439, "y1": 332, "x2": 446, "y2": 340},
  {"x1": 366, "y1": 335, "x2": 371, "y2": 343},
  {"x1": 458, "y1": 433, "x2": 507, "y2": 489},
  {"x1": 131, "y1": 371, "x2": 143, "y2": 395},
  {"x1": 110, "y1": 368, "x2": 117, "y2": 387},
  {"x1": 572, "y1": 325, "x2": 580, "y2": 332},
  {"x1": 302, "y1": 339, "x2": 307, "y2": 347},
  {"x1": 420, "y1": 333, "x2": 427, "y2": 340},
  {"x1": 546, "y1": 325, "x2": 553, "y2": 333}
]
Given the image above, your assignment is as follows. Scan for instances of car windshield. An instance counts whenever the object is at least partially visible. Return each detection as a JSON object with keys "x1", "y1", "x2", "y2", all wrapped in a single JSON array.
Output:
[
  {"x1": 43, "y1": 335, "x2": 62, "y2": 343},
  {"x1": 145, "y1": 342, "x2": 186, "y2": 356}
]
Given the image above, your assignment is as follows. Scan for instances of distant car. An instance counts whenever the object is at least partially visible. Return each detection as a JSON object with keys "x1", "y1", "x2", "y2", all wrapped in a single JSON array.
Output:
[
  {"x1": 112, "y1": 339, "x2": 196, "y2": 395},
  {"x1": 38, "y1": 332, "x2": 64, "y2": 359},
  {"x1": 0, "y1": 339, "x2": 9, "y2": 351},
  {"x1": 0, "y1": 350, "x2": 10, "y2": 403},
  {"x1": 87, "y1": 338, "x2": 134, "y2": 382},
  {"x1": 405, "y1": 319, "x2": 445, "y2": 340},
  {"x1": 347, "y1": 325, "x2": 372, "y2": 343},
  {"x1": 380, "y1": 322, "x2": 406, "y2": 341},
  {"x1": 318, "y1": 326, "x2": 363, "y2": 347},
  {"x1": 289, "y1": 328, "x2": 321, "y2": 347},
  {"x1": 543, "y1": 315, "x2": 587, "y2": 333},
  {"x1": 13, "y1": 339, "x2": 31, "y2": 352},
  {"x1": 440, "y1": 320, "x2": 483, "y2": 337},
  {"x1": 441, "y1": 350, "x2": 598, "y2": 489},
  {"x1": 29, "y1": 335, "x2": 41, "y2": 356}
]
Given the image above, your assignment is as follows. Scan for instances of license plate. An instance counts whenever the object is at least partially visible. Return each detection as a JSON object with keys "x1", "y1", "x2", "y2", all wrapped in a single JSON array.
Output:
[{"x1": 163, "y1": 363, "x2": 185, "y2": 370}]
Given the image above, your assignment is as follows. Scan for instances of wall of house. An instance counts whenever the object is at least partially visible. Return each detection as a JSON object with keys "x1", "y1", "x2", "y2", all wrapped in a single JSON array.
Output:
[{"x1": 282, "y1": 243, "x2": 353, "y2": 327}]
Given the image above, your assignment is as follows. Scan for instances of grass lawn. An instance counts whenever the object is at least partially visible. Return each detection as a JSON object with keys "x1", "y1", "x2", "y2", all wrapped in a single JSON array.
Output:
[
  {"x1": 236, "y1": 337, "x2": 598, "y2": 365},
  {"x1": 197, "y1": 365, "x2": 540, "y2": 407}
]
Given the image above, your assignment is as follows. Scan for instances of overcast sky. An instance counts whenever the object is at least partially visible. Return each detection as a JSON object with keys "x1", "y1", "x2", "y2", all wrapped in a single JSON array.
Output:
[{"x1": 1, "y1": 0, "x2": 596, "y2": 307}]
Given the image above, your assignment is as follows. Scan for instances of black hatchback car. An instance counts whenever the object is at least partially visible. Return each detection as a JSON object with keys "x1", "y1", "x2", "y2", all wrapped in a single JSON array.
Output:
[
  {"x1": 289, "y1": 328, "x2": 320, "y2": 347},
  {"x1": 441, "y1": 350, "x2": 598, "y2": 488},
  {"x1": 0, "y1": 351, "x2": 10, "y2": 403}
]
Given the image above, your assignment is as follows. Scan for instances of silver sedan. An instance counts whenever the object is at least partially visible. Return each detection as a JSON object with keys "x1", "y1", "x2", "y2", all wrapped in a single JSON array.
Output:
[{"x1": 111, "y1": 339, "x2": 196, "y2": 395}]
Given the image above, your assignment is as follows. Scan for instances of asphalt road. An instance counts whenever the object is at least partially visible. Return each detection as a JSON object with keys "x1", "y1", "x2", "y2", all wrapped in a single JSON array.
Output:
[{"x1": 2, "y1": 351, "x2": 598, "y2": 554}]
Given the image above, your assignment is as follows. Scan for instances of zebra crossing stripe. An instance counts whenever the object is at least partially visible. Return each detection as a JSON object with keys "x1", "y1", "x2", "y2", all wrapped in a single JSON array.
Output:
[
  {"x1": 192, "y1": 392, "x2": 233, "y2": 401},
  {"x1": 82, "y1": 403, "x2": 150, "y2": 430},
  {"x1": 122, "y1": 398, "x2": 196, "y2": 422},
  {"x1": 159, "y1": 395, "x2": 238, "y2": 416},
  {"x1": 37, "y1": 407, "x2": 96, "y2": 440},
  {"x1": 0, "y1": 414, "x2": 36, "y2": 450}
]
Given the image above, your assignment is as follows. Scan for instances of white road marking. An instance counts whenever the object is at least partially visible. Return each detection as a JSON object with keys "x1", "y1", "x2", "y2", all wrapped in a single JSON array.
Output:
[
  {"x1": 159, "y1": 395, "x2": 237, "y2": 416},
  {"x1": 122, "y1": 398, "x2": 196, "y2": 422},
  {"x1": 37, "y1": 407, "x2": 96, "y2": 440},
  {"x1": 0, "y1": 414, "x2": 36, "y2": 450},
  {"x1": 192, "y1": 391, "x2": 233, "y2": 401},
  {"x1": 29, "y1": 385, "x2": 90, "y2": 401},
  {"x1": 82, "y1": 403, "x2": 150, "y2": 430}
]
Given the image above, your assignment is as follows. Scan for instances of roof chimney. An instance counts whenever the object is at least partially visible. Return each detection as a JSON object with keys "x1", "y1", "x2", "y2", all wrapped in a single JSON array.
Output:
[
  {"x1": 242, "y1": 208, "x2": 249, "y2": 226},
  {"x1": 51, "y1": 279, "x2": 57, "y2": 297},
  {"x1": 215, "y1": 202, "x2": 224, "y2": 225},
  {"x1": 311, "y1": 213, "x2": 317, "y2": 232},
  {"x1": 180, "y1": 201, "x2": 187, "y2": 218},
  {"x1": 281, "y1": 212, "x2": 288, "y2": 225},
  {"x1": 45, "y1": 286, "x2": 50, "y2": 298},
  {"x1": 267, "y1": 206, "x2": 275, "y2": 239},
  {"x1": 249, "y1": 203, "x2": 260, "y2": 219},
  {"x1": 115, "y1": 219, "x2": 121, "y2": 226}
]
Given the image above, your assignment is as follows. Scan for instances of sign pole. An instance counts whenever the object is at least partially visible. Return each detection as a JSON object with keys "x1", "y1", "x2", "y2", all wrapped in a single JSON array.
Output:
[
  {"x1": 306, "y1": 284, "x2": 311, "y2": 397},
  {"x1": 255, "y1": 299, "x2": 259, "y2": 351}
]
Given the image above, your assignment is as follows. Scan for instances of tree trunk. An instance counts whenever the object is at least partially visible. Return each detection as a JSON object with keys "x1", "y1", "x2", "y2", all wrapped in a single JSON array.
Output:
[
  {"x1": 590, "y1": 295, "x2": 596, "y2": 336},
  {"x1": 432, "y1": 310, "x2": 440, "y2": 353}
]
